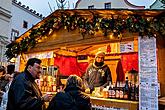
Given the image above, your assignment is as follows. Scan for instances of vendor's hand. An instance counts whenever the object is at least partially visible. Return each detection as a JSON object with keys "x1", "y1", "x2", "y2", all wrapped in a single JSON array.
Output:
[
  {"x1": 42, "y1": 93, "x2": 52, "y2": 102},
  {"x1": 100, "y1": 86, "x2": 104, "y2": 91},
  {"x1": 85, "y1": 88, "x2": 90, "y2": 94}
]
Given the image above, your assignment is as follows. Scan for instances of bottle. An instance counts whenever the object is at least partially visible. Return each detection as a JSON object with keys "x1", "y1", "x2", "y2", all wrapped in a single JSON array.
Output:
[
  {"x1": 130, "y1": 82, "x2": 135, "y2": 101},
  {"x1": 123, "y1": 77, "x2": 130, "y2": 100},
  {"x1": 111, "y1": 82, "x2": 116, "y2": 99},
  {"x1": 108, "y1": 82, "x2": 116, "y2": 99},
  {"x1": 119, "y1": 81, "x2": 124, "y2": 99},
  {"x1": 135, "y1": 83, "x2": 139, "y2": 101},
  {"x1": 115, "y1": 82, "x2": 120, "y2": 99},
  {"x1": 108, "y1": 82, "x2": 112, "y2": 98}
]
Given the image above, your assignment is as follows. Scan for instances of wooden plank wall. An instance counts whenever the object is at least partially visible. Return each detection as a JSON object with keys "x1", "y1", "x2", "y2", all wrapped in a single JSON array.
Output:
[
  {"x1": 157, "y1": 37, "x2": 165, "y2": 97},
  {"x1": 158, "y1": 47, "x2": 165, "y2": 96}
]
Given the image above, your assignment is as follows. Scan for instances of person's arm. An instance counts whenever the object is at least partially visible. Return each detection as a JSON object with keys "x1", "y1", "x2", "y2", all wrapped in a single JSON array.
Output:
[
  {"x1": 10, "y1": 78, "x2": 44, "y2": 110},
  {"x1": 82, "y1": 65, "x2": 90, "y2": 89},
  {"x1": 85, "y1": 97, "x2": 92, "y2": 110},
  {"x1": 0, "y1": 74, "x2": 12, "y2": 80},
  {"x1": 46, "y1": 95, "x2": 56, "y2": 110},
  {"x1": 102, "y1": 66, "x2": 112, "y2": 87}
]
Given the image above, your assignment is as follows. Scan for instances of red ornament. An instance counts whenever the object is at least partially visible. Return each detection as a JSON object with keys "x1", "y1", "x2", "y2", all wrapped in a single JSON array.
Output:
[{"x1": 106, "y1": 44, "x2": 111, "y2": 53}]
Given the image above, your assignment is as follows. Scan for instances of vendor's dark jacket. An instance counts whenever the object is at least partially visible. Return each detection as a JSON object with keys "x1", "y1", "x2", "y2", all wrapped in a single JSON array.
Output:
[
  {"x1": 7, "y1": 70, "x2": 45, "y2": 110},
  {"x1": 83, "y1": 62, "x2": 112, "y2": 90},
  {"x1": 47, "y1": 86, "x2": 91, "y2": 110}
]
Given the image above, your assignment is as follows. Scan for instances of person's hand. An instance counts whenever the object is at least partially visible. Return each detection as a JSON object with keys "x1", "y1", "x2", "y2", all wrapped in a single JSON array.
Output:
[
  {"x1": 100, "y1": 86, "x2": 104, "y2": 91},
  {"x1": 42, "y1": 93, "x2": 52, "y2": 102},
  {"x1": 4, "y1": 74, "x2": 12, "y2": 80},
  {"x1": 0, "y1": 91, "x2": 4, "y2": 95},
  {"x1": 85, "y1": 88, "x2": 90, "y2": 94}
]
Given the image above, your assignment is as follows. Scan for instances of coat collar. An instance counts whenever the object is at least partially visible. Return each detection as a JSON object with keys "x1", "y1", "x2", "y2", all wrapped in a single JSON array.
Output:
[
  {"x1": 92, "y1": 60, "x2": 106, "y2": 69},
  {"x1": 24, "y1": 69, "x2": 35, "y2": 81}
]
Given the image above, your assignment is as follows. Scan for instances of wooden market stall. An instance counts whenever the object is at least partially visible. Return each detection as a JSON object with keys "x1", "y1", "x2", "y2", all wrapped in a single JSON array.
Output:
[{"x1": 5, "y1": 9, "x2": 165, "y2": 109}]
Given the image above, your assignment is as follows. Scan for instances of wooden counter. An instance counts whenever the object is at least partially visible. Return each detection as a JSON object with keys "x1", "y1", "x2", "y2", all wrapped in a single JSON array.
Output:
[
  {"x1": 90, "y1": 97, "x2": 138, "y2": 110},
  {"x1": 43, "y1": 92, "x2": 138, "y2": 110},
  {"x1": 159, "y1": 97, "x2": 165, "y2": 110},
  {"x1": 159, "y1": 97, "x2": 165, "y2": 105}
]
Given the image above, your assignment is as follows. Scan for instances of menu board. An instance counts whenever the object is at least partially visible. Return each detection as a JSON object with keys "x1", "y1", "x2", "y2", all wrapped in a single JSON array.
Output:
[{"x1": 138, "y1": 36, "x2": 158, "y2": 110}]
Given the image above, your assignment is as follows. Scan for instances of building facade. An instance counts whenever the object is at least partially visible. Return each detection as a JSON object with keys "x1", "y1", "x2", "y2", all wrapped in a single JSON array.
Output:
[
  {"x1": 75, "y1": 0, "x2": 145, "y2": 9},
  {"x1": 0, "y1": 0, "x2": 12, "y2": 64},
  {"x1": 11, "y1": 0, "x2": 44, "y2": 41},
  {"x1": 0, "y1": 0, "x2": 43, "y2": 64}
]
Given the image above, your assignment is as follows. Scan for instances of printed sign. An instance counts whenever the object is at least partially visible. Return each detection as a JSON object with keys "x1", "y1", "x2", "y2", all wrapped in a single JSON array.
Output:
[
  {"x1": 138, "y1": 36, "x2": 158, "y2": 110},
  {"x1": 120, "y1": 41, "x2": 134, "y2": 53}
]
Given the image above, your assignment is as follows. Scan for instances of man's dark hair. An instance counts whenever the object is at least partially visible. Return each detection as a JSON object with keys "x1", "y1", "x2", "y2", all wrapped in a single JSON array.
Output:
[
  {"x1": 25, "y1": 58, "x2": 41, "y2": 70},
  {"x1": 0, "y1": 66, "x2": 6, "y2": 74},
  {"x1": 7, "y1": 64, "x2": 15, "y2": 75}
]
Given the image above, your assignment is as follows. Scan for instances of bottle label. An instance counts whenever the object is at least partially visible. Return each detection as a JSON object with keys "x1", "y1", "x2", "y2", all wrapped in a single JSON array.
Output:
[
  {"x1": 109, "y1": 90, "x2": 112, "y2": 98},
  {"x1": 124, "y1": 94, "x2": 128, "y2": 99},
  {"x1": 116, "y1": 90, "x2": 120, "y2": 98},
  {"x1": 111, "y1": 90, "x2": 116, "y2": 98},
  {"x1": 119, "y1": 90, "x2": 123, "y2": 99}
]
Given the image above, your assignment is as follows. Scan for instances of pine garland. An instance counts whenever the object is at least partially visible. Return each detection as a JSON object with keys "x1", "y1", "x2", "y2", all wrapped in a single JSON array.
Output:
[{"x1": 5, "y1": 12, "x2": 165, "y2": 60}]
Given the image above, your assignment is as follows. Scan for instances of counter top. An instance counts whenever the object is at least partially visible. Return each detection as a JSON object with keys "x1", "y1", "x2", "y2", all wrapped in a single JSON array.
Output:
[
  {"x1": 90, "y1": 96, "x2": 138, "y2": 110},
  {"x1": 159, "y1": 97, "x2": 165, "y2": 105}
]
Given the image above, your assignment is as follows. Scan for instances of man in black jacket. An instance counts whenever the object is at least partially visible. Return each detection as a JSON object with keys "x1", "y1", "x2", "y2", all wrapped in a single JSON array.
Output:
[{"x1": 7, "y1": 58, "x2": 52, "y2": 110}]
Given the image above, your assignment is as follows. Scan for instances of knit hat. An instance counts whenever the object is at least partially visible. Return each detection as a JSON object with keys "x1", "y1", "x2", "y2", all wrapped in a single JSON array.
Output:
[{"x1": 95, "y1": 51, "x2": 105, "y2": 58}]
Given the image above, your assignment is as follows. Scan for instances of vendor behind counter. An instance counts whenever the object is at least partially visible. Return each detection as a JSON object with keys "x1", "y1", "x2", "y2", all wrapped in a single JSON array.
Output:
[{"x1": 83, "y1": 51, "x2": 112, "y2": 93}]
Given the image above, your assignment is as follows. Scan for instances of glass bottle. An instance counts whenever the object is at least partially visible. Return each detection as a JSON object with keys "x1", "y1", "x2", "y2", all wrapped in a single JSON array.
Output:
[
  {"x1": 119, "y1": 81, "x2": 124, "y2": 99},
  {"x1": 108, "y1": 82, "x2": 113, "y2": 98},
  {"x1": 123, "y1": 77, "x2": 129, "y2": 100},
  {"x1": 130, "y1": 82, "x2": 135, "y2": 101},
  {"x1": 115, "y1": 81, "x2": 120, "y2": 99},
  {"x1": 111, "y1": 82, "x2": 116, "y2": 99},
  {"x1": 135, "y1": 83, "x2": 139, "y2": 101}
]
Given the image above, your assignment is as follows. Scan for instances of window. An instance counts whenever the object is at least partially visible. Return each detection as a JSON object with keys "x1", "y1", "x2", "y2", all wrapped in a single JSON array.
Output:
[
  {"x1": 88, "y1": 5, "x2": 94, "y2": 9},
  {"x1": 11, "y1": 29, "x2": 19, "y2": 41},
  {"x1": 105, "y1": 3, "x2": 111, "y2": 9},
  {"x1": 0, "y1": 45, "x2": 2, "y2": 62},
  {"x1": 0, "y1": 45, "x2": 6, "y2": 63},
  {"x1": 23, "y1": 20, "x2": 28, "y2": 28}
]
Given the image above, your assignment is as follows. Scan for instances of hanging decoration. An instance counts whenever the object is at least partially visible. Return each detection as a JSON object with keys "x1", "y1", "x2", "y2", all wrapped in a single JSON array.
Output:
[
  {"x1": 106, "y1": 44, "x2": 111, "y2": 53},
  {"x1": 5, "y1": 11, "x2": 165, "y2": 60}
]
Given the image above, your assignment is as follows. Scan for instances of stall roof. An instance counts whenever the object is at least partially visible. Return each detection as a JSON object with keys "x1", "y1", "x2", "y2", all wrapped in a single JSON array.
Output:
[
  {"x1": 17, "y1": 9, "x2": 165, "y2": 42},
  {"x1": 53, "y1": 9, "x2": 164, "y2": 17},
  {"x1": 5, "y1": 9, "x2": 165, "y2": 59}
]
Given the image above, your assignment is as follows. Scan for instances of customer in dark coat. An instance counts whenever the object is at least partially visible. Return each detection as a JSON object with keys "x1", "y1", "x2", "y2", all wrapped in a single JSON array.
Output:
[
  {"x1": 0, "y1": 66, "x2": 12, "y2": 92},
  {"x1": 0, "y1": 65, "x2": 12, "y2": 104},
  {"x1": 7, "y1": 58, "x2": 52, "y2": 110},
  {"x1": 47, "y1": 75, "x2": 91, "y2": 110}
]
